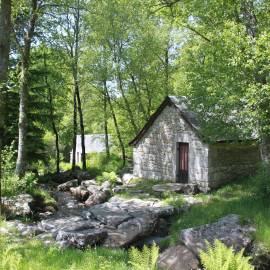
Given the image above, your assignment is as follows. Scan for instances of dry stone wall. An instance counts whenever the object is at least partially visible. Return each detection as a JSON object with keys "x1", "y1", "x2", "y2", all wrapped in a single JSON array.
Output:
[
  {"x1": 208, "y1": 142, "x2": 261, "y2": 188},
  {"x1": 133, "y1": 104, "x2": 209, "y2": 189}
]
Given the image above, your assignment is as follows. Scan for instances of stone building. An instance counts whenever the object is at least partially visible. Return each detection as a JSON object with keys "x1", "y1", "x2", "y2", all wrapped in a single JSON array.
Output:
[
  {"x1": 70, "y1": 134, "x2": 111, "y2": 164},
  {"x1": 129, "y1": 96, "x2": 261, "y2": 191}
]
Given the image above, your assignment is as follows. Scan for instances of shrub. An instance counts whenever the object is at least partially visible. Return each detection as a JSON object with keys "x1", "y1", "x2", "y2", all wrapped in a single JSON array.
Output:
[
  {"x1": 254, "y1": 164, "x2": 270, "y2": 200},
  {"x1": 2, "y1": 173, "x2": 37, "y2": 197},
  {"x1": 96, "y1": 171, "x2": 118, "y2": 185},
  {"x1": 128, "y1": 244, "x2": 159, "y2": 270},
  {"x1": 200, "y1": 240, "x2": 254, "y2": 270}
]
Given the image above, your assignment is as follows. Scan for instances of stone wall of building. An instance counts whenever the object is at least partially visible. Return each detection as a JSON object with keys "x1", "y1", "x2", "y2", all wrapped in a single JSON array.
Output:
[
  {"x1": 133, "y1": 104, "x2": 209, "y2": 188},
  {"x1": 208, "y1": 142, "x2": 261, "y2": 188}
]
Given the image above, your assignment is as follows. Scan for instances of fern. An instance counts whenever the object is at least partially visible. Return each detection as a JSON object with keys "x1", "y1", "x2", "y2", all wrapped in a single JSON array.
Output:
[
  {"x1": 129, "y1": 244, "x2": 159, "y2": 270},
  {"x1": 200, "y1": 240, "x2": 254, "y2": 270}
]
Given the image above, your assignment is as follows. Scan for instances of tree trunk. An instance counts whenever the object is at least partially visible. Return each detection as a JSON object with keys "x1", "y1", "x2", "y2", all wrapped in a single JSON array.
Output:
[
  {"x1": 43, "y1": 52, "x2": 60, "y2": 173},
  {"x1": 116, "y1": 70, "x2": 138, "y2": 134},
  {"x1": 72, "y1": 91, "x2": 77, "y2": 170},
  {"x1": 130, "y1": 74, "x2": 148, "y2": 121},
  {"x1": 103, "y1": 80, "x2": 126, "y2": 166},
  {"x1": 0, "y1": 0, "x2": 11, "y2": 214},
  {"x1": 15, "y1": 0, "x2": 39, "y2": 177},
  {"x1": 103, "y1": 93, "x2": 110, "y2": 158},
  {"x1": 72, "y1": 0, "x2": 86, "y2": 170},
  {"x1": 164, "y1": 46, "x2": 170, "y2": 96}
]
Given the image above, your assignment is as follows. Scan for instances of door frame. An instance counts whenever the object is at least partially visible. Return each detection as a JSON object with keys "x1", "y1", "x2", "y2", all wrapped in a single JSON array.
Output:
[{"x1": 176, "y1": 142, "x2": 189, "y2": 183}]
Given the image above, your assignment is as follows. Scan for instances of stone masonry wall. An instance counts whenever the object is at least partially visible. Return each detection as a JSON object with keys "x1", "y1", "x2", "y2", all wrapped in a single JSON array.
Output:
[
  {"x1": 133, "y1": 104, "x2": 209, "y2": 188},
  {"x1": 208, "y1": 142, "x2": 261, "y2": 188}
]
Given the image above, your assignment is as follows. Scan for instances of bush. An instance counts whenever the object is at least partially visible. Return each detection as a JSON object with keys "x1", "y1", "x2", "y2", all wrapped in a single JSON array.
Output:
[
  {"x1": 200, "y1": 240, "x2": 254, "y2": 270},
  {"x1": 2, "y1": 172, "x2": 37, "y2": 197},
  {"x1": 96, "y1": 171, "x2": 118, "y2": 185},
  {"x1": 128, "y1": 244, "x2": 159, "y2": 270},
  {"x1": 254, "y1": 164, "x2": 270, "y2": 200}
]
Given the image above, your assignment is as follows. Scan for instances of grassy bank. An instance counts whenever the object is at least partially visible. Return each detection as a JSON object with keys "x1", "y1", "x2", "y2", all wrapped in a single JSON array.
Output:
[{"x1": 168, "y1": 176, "x2": 270, "y2": 248}]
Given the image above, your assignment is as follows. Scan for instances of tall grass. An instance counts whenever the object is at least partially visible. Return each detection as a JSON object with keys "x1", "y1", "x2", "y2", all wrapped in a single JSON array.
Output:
[
  {"x1": 169, "y1": 173, "x2": 270, "y2": 248},
  {"x1": 0, "y1": 237, "x2": 128, "y2": 270}
]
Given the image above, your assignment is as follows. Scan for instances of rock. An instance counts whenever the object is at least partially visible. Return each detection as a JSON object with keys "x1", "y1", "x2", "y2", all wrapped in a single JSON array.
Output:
[
  {"x1": 90, "y1": 202, "x2": 131, "y2": 227},
  {"x1": 2, "y1": 194, "x2": 33, "y2": 217},
  {"x1": 39, "y1": 215, "x2": 99, "y2": 233},
  {"x1": 104, "y1": 213, "x2": 157, "y2": 247},
  {"x1": 70, "y1": 186, "x2": 89, "y2": 201},
  {"x1": 250, "y1": 243, "x2": 270, "y2": 270},
  {"x1": 57, "y1": 179, "x2": 78, "y2": 192},
  {"x1": 56, "y1": 228, "x2": 107, "y2": 249},
  {"x1": 101, "y1": 181, "x2": 111, "y2": 191},
  {"x1": 181, "y1": 214, "x2": 255, "y2": 256},
  {"x1": 158, "y1": 245, "x2": 200, "y2": 270},
  {"x1": 81, "y1": 179, "x2": 97, "y2": 188},
  {"x1": 122, "y1": 173, "x2": 135, "y2": 185},
  {"x1": 152, "y1": 183, "x2": 199, "y2": 195},
  {"x1": 112, "y1": 185, "x2": 130, "y2": 193},
  {"x1": 16, "y1": 222, "x2": 43, "y2": 237},
  {"x1": 85, "y1": 190, "x2": 110, "y2": 207},
  {"x1": 86, "y1": 184, "x2": 101, "y2": 194}
]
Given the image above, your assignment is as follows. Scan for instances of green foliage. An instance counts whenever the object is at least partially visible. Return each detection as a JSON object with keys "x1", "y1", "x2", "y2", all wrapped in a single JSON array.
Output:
[
  {"x1": 87, "y1": 153, "x2": 124, "y2": 174},
  {"x1": 29, "y1": 188, "x2": 56, "y2": 207},
  {"x1": 0, "y1": 235, "x2": 128, "y2": 270},
  {"x1": 96, "y1": 171, "x2": 118, "y2": 185},
  {"x1": 254, "y1": 164, "x2": 270, "y2": 200},
  {"x1": 2, "y1": 173, "x2": 37, "y2": 197},
  {"x1": 0, "y1": 237, "x2": 22, "y2": 270},
  {"x1": 162, "y1": 191, "x2": 184, "y2": 208},
  {"x1": 200, "y1": 240, "x2": 254, "y2": 270},
  {"x1": 128, "y1": 244, "x2": 159, "y2": 270}
]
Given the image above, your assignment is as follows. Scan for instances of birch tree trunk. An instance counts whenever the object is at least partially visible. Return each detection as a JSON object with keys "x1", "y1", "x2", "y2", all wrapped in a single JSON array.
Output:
[
  {"x1": 0, "y1": 0, "x2": 11, "y2": 214},
  {"x1": 15, "y1": 0, "x2": 39, "y2": 177}
]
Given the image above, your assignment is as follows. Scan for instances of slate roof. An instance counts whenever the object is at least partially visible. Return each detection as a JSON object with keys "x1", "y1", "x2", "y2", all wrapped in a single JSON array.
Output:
[
  {"x1": 129, "y1": 96, "x2": 256, "y2": 146},
  {"x1": 75, "y1": 134, "x2": 111, "y2": 153},
  {"x1": 129, "y1": 96, "x2": 201, "y2": 146}
]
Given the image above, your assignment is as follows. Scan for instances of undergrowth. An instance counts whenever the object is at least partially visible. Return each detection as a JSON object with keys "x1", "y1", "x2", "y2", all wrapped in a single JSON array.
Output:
[
  {"x1": 200, "y1": 240, "x2": 254, "y2": 270},
  {"x1": 169, "y1": 168, "x2": 270, "y2": 248}
]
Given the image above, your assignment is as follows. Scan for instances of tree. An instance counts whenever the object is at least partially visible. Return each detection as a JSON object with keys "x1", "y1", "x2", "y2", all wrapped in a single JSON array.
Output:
[
  {"x1": 160, "y1": 0, "x2": 270, "y2": 161},
  {"x1": 0, "y1": 0, "x2": 12, "y2": 214},
  {"x1": 15, "y1": 0, "x2": 42, "y2": 177}
]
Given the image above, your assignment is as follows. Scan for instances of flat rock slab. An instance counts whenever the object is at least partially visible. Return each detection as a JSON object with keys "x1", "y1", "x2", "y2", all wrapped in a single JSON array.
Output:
[
  {"x1": 158, "y1": 245, "x2": 200, "y2": 270},
  {"x1": 8, "y1": 194, "x2": 176, "y2": 249},
  {"x1": 180, "y1": 214, "x2": 256, "y2": 256},
  {"x1": 152, "y1": 183, "x2": 199, "y2": 195},
  {"x1": 56, "y1": 228, "x2": 107, "y2": 249}
]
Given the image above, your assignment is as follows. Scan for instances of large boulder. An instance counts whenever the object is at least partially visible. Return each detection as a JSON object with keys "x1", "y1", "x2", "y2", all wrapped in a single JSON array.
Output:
[
  {"x1": 85, "y1": 190, "x2": 110, "y2": 207},
  {"x1": 180, "y1": 214, "x2": 255, "y2": 256},
  {"x1": 56, "y1": 228, "x2": 107, "y2": 249},
  {"x1": 2, "y1": 194, "x2": 33, "y2": 217},
  {"x1": 158, "y1": 245, "x2": 200, "y2": 270},
  {"x1": 121, "y1": 173, "x2": 135, "y2": 185},
  {"x1": 104, "y1": 213, "x2": 157, "y2": 247},
  {"x1": 70, "y1": 186, "x2": 89, "y2": 201},
  {"x1": 57, "y1": 179, "x2": 78, "y2": 192}
]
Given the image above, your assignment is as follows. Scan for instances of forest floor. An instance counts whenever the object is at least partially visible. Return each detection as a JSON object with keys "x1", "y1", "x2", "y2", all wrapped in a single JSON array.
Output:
[{"x1": 0, "y1": 175, "x2": 270, "y2": 269}]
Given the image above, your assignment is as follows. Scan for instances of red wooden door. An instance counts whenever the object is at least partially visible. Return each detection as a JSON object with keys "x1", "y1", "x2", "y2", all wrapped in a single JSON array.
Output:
[{"x1": 177, "y1": 143, "x2": 189, "y2": 183}]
